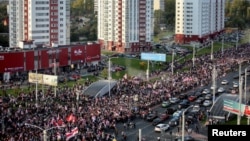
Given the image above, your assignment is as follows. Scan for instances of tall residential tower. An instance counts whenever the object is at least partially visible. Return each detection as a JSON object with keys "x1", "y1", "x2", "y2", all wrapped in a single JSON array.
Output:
[
  {"x1": 175, "y1": 0, "x2": 225, "y2": 44},
  {"x1": 8, "y1": 0, "x2": 70, "y2": 48},
  {"x1": 97, "y1": 0, "x2": 154, "y2": 53}
]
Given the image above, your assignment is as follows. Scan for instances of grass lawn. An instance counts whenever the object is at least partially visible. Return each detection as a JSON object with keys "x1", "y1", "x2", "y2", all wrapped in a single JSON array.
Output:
[
  {"x1": 0, "y1": 75, "x2": 99, "y2": 96},
  {"x1": 224, "y1": 116, "x2": 249, "y2": 125}
]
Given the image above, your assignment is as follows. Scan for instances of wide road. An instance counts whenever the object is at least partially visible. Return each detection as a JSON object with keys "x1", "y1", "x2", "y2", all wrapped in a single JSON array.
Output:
[{"x1": 113, "y1": 66, "x2": 250, "y2": 141}]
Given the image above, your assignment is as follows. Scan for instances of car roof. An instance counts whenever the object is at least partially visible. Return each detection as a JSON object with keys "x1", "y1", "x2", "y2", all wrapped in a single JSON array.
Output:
[{"x1": 156, "y1": 123, "x2": 167, "y2": 126}]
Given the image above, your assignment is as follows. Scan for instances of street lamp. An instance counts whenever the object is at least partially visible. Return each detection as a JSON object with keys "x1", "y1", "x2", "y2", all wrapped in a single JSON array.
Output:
[
  {"x1": 35, "y1": 68, "x2": 38, "y2": 105},
  {"x1": 182, "y1": 105, "x2": 194, "y2": 141},
  {"x1": 108, "y1": 57, "x2": 118, "y2": 97},
  {"x1": 222, "y1": 36, "x2": 224, "y2": 55},
  {"x1": 244, "y1": 67, "x2": 249, "y2": 104},
  {"x1": 211, "y1": 40, "x2": 214, "y2": 60},
  {"x1": 212, "y1": 64, "x2": 217, "y2": 105},
  {"x1": 236, "y1": 31, "x2": 239, "y2": 50},
  {"x1": 192, "y1": 44, "x2": 195, "y2": 68},
  {"x1": 171, "y1": 50, "x2": 175, "y2": 75},
  {"x1": 25, "y1": 123, "x2": 65, "y2": 141}
]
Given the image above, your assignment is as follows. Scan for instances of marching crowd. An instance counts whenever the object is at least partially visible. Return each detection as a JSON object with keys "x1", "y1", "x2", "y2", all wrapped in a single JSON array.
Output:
[{"x1": 0, "y1": 42, "x2": 250, "y2": 141}]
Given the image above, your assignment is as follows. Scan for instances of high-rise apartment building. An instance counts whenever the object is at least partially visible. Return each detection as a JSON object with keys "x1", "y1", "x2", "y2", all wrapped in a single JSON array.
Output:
[
  {"x1": 8, "y1": 0, "x2": 70, "y2": 48},
  {"x1": 175, "y1": 0, "x2": 225, "y2": 44},
  {"x1": 97, "y1": 0, "x2": 154, "y2": 53},
  {"x1": 154, "y1": 0, "x2": 165, "y2": 11}
]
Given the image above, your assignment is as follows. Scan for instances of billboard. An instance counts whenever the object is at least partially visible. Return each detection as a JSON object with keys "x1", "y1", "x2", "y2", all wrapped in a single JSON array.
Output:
[
  {"x1": 223, "y1": 99, "x2": 249, "y2": 116},
  {"x1": 43, "y1": 74, "x2": 58, "y2": 86},
  {"x1": 28, "y1": 72, "x2": 58, "y2": 86},
  {"x1": 28, "y1": 72, "x2": 43, "y2": 84},
  {"x1": 141, "y1": 52, "x2": 166, "y2": 62},
  {"x1": 0, "y1": 52, "x2": 24, "y2": 72}
]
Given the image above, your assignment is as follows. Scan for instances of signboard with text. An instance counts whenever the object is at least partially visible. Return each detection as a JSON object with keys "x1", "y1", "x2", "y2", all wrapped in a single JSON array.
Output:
[
  {"x1": 141, "y1": 52, "x2": 166, "y2": 62},
  {"x1": 28, "y1": 72, "x2": 43, "y2": 84},
  {"x1": 223, "y1": 99, "x2": 248, "y2": 116},
  {"x1": 43, "y1": 74, "x2": 58, "y2": 86},
  {"x1": 28, "y1": 72, "x2": 58, "y2": 86}
]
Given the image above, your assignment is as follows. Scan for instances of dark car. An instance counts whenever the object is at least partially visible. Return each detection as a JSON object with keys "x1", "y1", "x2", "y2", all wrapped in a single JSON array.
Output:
[
  {"x1": 178, "y1": 99, "x2": 190, "y2": 109},
  {"x1": 159, "y1": 113, "x2": 170, "y2": 121},
  {"x1": 146, "y1": 112, "x2": 158, "y2": 122},
  {"x1": 152, "y1": 118, "x2": 163, "y2": 126},
  {"x1": 179, "y1": 93, "x2": 188, "y2": 100},
  {"x1": 168, "y1": 117, "x2": 180, "y2": 127},
  {"x1": 165, "y1": 107, "x2": 177, "y2": 115}
]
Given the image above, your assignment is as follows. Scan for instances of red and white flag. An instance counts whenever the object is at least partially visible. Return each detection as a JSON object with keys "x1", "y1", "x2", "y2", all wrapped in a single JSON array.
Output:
[{"x1": 66, "y1": 127, "x2": 79, "y2": 141}]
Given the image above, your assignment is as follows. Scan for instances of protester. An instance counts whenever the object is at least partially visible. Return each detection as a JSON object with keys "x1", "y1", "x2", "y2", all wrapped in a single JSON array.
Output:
[{"x1": 0, "y1": 42, "x2": 250, "y2": 141}]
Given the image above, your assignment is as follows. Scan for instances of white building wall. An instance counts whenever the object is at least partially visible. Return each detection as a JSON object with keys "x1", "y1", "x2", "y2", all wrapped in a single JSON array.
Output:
[
  {"x1": 9, "y1": 0, "x2": 23, "y2": 47},
  {"x1": 9, "y1": 0, "x2": 70, "y2": 47},
  {"x1": 29, "y1": 0, "x2": 50, "y2": 45},
  {"x1": 175, "y1": 0, "x2": 225, "y2": 42}
]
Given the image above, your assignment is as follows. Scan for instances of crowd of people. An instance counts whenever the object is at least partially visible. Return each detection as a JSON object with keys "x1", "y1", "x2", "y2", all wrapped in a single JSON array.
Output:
[{"x1": 0, "y1": 42, "x2": 250, "y2": 141}]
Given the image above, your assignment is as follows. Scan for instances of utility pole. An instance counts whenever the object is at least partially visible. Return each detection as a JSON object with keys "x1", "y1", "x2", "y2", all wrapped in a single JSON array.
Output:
[
  {"x1": 171, "y1": 50, "x2": 174, "y2": 75},
  {"x1": 222, "y1": 36, "x2": 224, "y2": 55},
  {"x1": 237, "y1": 62, "x2": 242, "y2": 125},
  {"x1": 54, "y1": 58, "x2": 57, "y2": 97},
  {"x1": 212, "y1": 64, "x2": 216, "y2": 105},
  {"x1": 211, "y1": 41, "x2": 214, "y2": 60},
  {"x1": 192, "y1": 44, "x2": 195, "y2": 68}
]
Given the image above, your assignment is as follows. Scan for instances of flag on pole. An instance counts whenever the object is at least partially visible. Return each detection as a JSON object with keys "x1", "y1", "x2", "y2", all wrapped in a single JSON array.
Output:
[{"x1": 66, "y1": 127, "x2": 79, "y2": 141}]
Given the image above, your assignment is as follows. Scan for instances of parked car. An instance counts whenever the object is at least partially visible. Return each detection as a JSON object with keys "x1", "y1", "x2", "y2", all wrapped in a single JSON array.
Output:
[
  {"x1": 221, "y1": 80, "x2": 229, "y2": 85},
  {"x1": 202, "y1": 88, "x2": 210, "y2": 94},
  {"x1": 154, "y1": 124, "x2": 170, "y2": 132},
  {"x1": 146, "y1": 112, "x2": 158, "y2": 122},
  {"x1": 159, "y1": 113, "x2": 170, "y2": 121},
  {"x1": 190, "y1": 105, "x2": 200, "y2": 113},
  {"x1": 162, "y1": 101, "x2": 171, "y2": 108},
  {"x1": 152, "y1": 118, "x2": 163, "y2": 126},
  {"x1": 178, "y1": 93, "x2": 188, "y2": 100},
  {"x1": 165, "y1": 107, "x2": 177, "y2": 115},
  {"x1": 217, "y1": 87, "x2": 225, "y2": 93},
  {"x1": 178, "y1": 100, "x2": 190, "y2": 109},
  {"x1": 203, "y1": 100, "x2": 212, "y2": 107},
  {"x1": 188, "y1": 95, "x2": 197, "y2": 102},
  {"x1": 233, "y1": 81, "x2": 239, "y2": 88},
  {"x1": 169, "y1": 97, "x2": 180, "y2": 104},
  {"x1": 194, "y1": 97, "x2": 205, "y2": 105},
  {"x1": 168, "y1": 117, "x2": 180, "y2": 127},
  {"x1": 204, "y1": 94, "x2": 212, "y2": 100},
  {"x1": 172, "y1": 110, "x2": 183, "y2": 118}
]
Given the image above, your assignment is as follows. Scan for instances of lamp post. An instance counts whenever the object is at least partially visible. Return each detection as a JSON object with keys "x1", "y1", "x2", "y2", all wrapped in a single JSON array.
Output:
[
  {"x1": 25, "y1": 123, "x2": 65, "y2": 141},
  {"x1": 147, "y1": 60, "x2": 149, "y2": 81},
  {"x1": 237, "y1": 75, "x2": 243, "y2": 125},
  {"x1": 54, "y1": 58, "x2": 57, "y2": 97},
  {"x1": 244, "y1": 67, "x2": 248, "y2": 104},
  {"x1": 182, "y1": 105, "x2": 193, "y2": 141},
  {"x1": 211, "y1": 40, "x2": 214, "y2": 60},
  {"x1": 171, "y1": 50, "x2": 175, "y2": 75},
  {"x1": 222, "y1": 36, "x2": 224, "y2": 55},
  {"x1": 192, "y1": 44, "x2": 195, "y2": 68},
  {"x1": 108, "y1": 57, "x2": 118, "y2": 97},
  {"x1": 212, "y1": 64, "x2": 217, "y2": 105},
  {"x1": 35, "y1": 68, "x2": 38, "y2": 105},
  {"x1": 236, "y1": 31, "x2": 239, "y2": 50}
]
